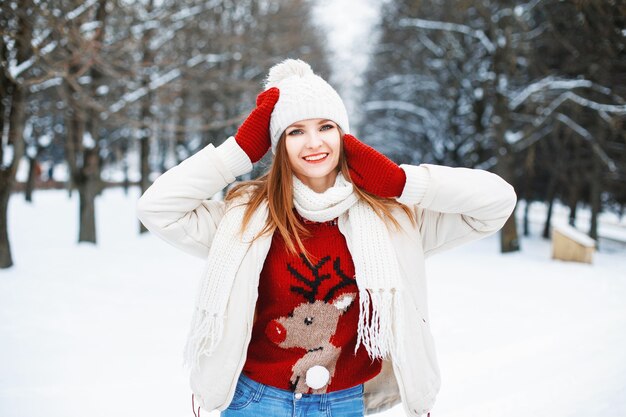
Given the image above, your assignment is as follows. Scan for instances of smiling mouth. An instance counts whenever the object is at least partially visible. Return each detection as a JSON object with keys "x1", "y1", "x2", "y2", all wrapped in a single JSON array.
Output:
[{"x1": 303, "y1": 153, "x2": 329, "y2": 162}]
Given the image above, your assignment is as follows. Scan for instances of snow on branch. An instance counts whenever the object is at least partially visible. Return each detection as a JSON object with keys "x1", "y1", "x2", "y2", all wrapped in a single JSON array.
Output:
[
  {"x1": 555, "y1": 113, "x2": 618, "y2": 172},
  {"x1": 108, "y1": 69, "x2": 179, "y2": 114},
  {"x1": 106, "y1": 53, "x2": 231, "y2": 116},
  {"x1": 363, "y1": 100, "x2": 436, "y2": 121},
  {"x1": 9, "y1": 56, "x2": 37, "y2": 80},
  {"x1": 509, "y1": 76, "x2": 617, "y2": 110},
  {"x1": 514, "y1": 0, "x2": 542, "y2": 18},
  {"x1": 492, "y1": 8, "x2": 514, "y2": 23},
  {"x1": 560, "y1": 92, "x2": 626, "y2": 114},
  {"x1": 29, "y1": 76, "x2": 63, "y2": 93},
  {"x1": 9, "y1": 32, "x2": 58, "y2": 79},
  {"x1": 170, "y1": 4, "x2": 205, "y2": 22},
  {"x1": 398, "y1": 17, "x2": 495, "y2": 53},
  {"x1": 151, "y1": 2, "x2": 218, "y2": 48},
  {"x1": 510, "y1": 125, "x2": 553, "y2": 153},
  {"x1": 510, "y1": 86, "x2": 625, "y2": 153},
  {"x1": 80, "y1": 21, "x2": 103, "y2": 34},
  {"x1": 150, "y1": 21, "x2": 186, "y2": 50},
  {"x1": 541, "y1": 91, "x2": 626, "y2": 117},
  {"x1": 66, "y1": 0, "x2": 99, "y2": 21},
  {"x1": 418, "y1": 33, "x2": 445, "y2": 57},
  {"x1": 555, "y1": 113, "x2": 593, "y2": 141},
  {"x1": 32, "y1": 28, "x2": 52, "y2": 48},
  {"x1": 8, "y1": 0, "x2": 99, "y2": 81}
]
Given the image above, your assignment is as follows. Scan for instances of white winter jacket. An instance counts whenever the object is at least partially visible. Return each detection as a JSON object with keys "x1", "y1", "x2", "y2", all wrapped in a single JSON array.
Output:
[{"x1": 136, "y1": 137, "x2": 517, "y2": 416}]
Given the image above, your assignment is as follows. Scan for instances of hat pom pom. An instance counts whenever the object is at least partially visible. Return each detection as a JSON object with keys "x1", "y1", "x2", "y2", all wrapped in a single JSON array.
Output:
[{"x1": 265, "y1": 59, "x2": 314, "y2": 89}]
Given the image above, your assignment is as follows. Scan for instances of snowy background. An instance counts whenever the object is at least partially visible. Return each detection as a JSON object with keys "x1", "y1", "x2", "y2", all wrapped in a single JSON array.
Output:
[
  {"x1": 312, "y1": 0, "x2": 381, "y2": 126},
  {"x1": 1, "y1": 188, "x2": 625, "y2": 417},
  {"x1": 2, "y1": 1, "x2": 626, "y2": 416}
]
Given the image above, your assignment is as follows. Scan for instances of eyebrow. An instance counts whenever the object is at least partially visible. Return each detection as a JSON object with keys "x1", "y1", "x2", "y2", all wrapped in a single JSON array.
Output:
[{"x1": 288, "y1": 120, "x2": 332, "y2": 129}]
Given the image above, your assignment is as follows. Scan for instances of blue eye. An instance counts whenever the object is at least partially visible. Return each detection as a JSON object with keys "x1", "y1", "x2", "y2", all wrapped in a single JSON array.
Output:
[
  {"x1": 320, "y1": 124, "x2": 334, "y2": 131},
  {"x1": 287, "y1": 129, "x2": 303, "y2": 136}
]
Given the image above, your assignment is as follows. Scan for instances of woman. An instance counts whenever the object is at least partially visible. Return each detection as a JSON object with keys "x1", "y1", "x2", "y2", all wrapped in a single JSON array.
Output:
[{"x1": 137, "y1": 59, "x2": 517, "y2": 417}]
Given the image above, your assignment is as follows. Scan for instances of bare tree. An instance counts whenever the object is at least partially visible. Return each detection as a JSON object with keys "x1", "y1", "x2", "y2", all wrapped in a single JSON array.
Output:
[
  {"x1": 360, "y1": 0, "x2": 626, "y2": 252},
  {"x1": 58, "y1": 0, "x2": 109, "y2": 243},
  {"x1": 0, "y1": 0, "x2": 33, "y2": 268},
  {"x1": 1, "y1": 0, "x2": 333, "y2": 266}
]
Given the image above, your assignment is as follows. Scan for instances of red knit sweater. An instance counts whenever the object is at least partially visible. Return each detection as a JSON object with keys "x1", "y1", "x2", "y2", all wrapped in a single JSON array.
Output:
[{"x1": 242, "y1": 215, "x2": 382, "y2": 393}]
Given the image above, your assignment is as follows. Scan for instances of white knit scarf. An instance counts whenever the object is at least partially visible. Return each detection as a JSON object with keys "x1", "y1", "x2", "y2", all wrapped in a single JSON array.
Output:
[{"x1": 184, "y1": 173, "x2": 404, "y2": 370}]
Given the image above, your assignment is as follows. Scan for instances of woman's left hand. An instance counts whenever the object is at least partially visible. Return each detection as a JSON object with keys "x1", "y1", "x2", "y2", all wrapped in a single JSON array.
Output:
[{"x1": 343, "y1": 134, "x2": 406, "y2": 198}]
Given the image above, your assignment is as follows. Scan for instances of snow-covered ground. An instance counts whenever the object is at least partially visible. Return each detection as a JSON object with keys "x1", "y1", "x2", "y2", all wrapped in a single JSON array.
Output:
[{"x1": 1, "y1": 188, "x2": 625, "y2": 417}]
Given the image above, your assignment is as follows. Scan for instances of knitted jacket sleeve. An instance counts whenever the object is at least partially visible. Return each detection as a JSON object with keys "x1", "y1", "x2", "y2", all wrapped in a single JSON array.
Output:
[
  {"x1": 396, "y1": 164, "x2": 517, "y2": 257},
  {"x1": 136, "y1": 136, "x2": 253, "y2": 259}
]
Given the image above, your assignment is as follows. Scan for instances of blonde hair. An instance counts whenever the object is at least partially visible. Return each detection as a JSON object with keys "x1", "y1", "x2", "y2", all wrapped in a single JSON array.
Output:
[{"x1": 226, "y1": 129, "x2": 416, "y2": 260}]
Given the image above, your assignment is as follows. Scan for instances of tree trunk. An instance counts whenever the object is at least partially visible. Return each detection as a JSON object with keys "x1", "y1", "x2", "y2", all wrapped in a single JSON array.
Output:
[
  {"x1": 139, "y1": 134, "x2": 150, "y2": 234},
  {"x1": 492, "y1": 86, "x2": 520, "y2": 253},
  {"x1": 77, "y1": 152, "x2": 102, "y2": 244},
  {"x1": 65, "y1": 82, "x2": 102, "y2": 244},
  {"x1": 76, "y1": 148, "x2": 100, "y2": 243},
  {"x1": 489, "y1": 20, "x2": 520, "y2": 253},
  {"x1": 494, "y1": 131, "x2": 520, "y2": 252},
  {"x1": 24, "y1": 155, "x2": 37, "y2": 202},
  {"x1": 0, "y1": 1, "x2": 31, "y2": 268},
  {"x1": 138, "y1": 0, "x2": 155, "y2": 234},
  {"x1": 568, "y1": 198, "x2": 577, "y2": 227},
  {"x1": 0, "y1": 174, "x2": 14, "y2": 268},
  {"x1": 175, "y1": 88, "x2": 189, "y2": 165},
  {"x1": 63, "y1": 91, "x2": 78, "y2": 199},
  {"x1": 523, "y1": 200, "x2": 530, "y2": 236},
  {"x1": 500, "y1": 214, "x2": 519, "y2": 253},
  {"x1": 0, "y1": 86, "x2": 27, "y2": 268},
  {"x1": 543, "y1": 195, "x2": 555, "y2": 239},
  {"x1": 63, "y1": 0, "x2": 107, "y2": 244},
  {"x1": 588, "y1": 154, "x2": 601, "y2": 244},
  {"x1": 542, "y1": 175, "x2": 558, "y2": 239},
  {"x1": 78, "y1": 185, "x2": 97, "y2": 243},
  {"x1": 122, "y1": 152, "x2": 130, "y2": 196}
]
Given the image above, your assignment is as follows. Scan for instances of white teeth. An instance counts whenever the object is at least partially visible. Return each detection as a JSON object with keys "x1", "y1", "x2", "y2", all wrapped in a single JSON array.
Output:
[{"x1": 304, "y1": 153, "x2": 328, "y2": 161}]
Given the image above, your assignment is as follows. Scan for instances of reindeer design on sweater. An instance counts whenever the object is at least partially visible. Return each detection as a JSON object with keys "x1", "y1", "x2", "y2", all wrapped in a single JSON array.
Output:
[{"x1": 264, "y1": 254, "x2": 357, "y2": 393}]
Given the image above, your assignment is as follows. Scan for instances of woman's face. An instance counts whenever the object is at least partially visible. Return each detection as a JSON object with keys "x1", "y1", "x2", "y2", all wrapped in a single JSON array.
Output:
[{"x1": 284, "y1": 118, "x2": 341, "y2": 193}]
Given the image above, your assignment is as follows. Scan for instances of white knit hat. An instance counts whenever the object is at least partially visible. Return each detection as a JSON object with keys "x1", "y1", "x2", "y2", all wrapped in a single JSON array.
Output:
[{"x1": 264, "y1": 59, "x2": 350, "y2": 153}]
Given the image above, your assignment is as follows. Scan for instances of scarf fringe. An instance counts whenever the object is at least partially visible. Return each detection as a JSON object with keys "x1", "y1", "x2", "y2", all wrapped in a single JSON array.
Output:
[
  {"x1": 184, "y1": 310, "x2": 225, "y2": 369},
  {"x1": 184, "y1": 200, "x2": 267, "y2": 370},
  {"x1": 355, "y1": 288, "x2": 404, "y2": 361}
]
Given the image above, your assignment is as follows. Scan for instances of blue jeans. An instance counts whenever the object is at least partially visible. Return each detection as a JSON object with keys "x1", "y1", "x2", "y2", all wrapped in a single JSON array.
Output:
[{"x1": 221, "y1": 373, "x2": 365, "y2": 417}]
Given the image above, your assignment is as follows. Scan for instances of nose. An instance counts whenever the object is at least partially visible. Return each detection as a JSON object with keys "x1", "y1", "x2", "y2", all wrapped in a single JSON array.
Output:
[{"x1": 304, "y1": 131, "x2": 323, "y2": 149}]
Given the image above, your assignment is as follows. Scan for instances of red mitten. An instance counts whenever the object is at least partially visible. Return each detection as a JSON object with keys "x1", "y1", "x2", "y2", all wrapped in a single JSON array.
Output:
[
  {"x1": 235, "y1": 87, "x2": 280, "y2": 163},
  {"x1": 343, "y1": 134, "x2": 406, "y2": 198}
]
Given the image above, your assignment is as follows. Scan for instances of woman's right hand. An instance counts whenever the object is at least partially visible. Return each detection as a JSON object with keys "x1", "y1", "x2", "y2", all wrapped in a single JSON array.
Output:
[{"x1": 234, "y1": 87, "x2": 280, "y2": 163}]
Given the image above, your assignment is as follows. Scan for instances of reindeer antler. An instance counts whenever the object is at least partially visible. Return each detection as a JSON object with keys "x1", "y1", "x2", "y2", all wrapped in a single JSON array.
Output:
[
  {"x1": 324, "y1": 257, "x2": 356, "y2": 303},
  {"x1": 288, "y1": 254, "x2": 331, "y2": 303}
]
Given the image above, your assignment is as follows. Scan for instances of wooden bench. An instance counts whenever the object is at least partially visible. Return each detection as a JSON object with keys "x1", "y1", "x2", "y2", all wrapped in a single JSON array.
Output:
[{"x1": 552, "y1": 223, "x2": 596, "y2": 264}]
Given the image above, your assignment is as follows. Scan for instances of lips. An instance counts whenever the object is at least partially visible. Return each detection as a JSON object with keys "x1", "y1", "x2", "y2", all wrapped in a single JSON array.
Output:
[{"x1": 303, "y1": 153, "x2": 329, "y2": 163}]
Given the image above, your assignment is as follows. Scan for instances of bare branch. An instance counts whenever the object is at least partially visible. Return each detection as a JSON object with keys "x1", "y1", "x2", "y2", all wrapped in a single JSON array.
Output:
[
  {"x1": 66, "y1": 0, "x2": 99, "y2": 21},
  {"x1": 363, "y1": 100, "x2": 436, "y2": 121},
  {"x1": 509, "y1": 76, "x2": 621, "y2": 110},
  {"x1": 398, "y1": 17, "x2": 495, "y2": 53},
  {"x1": 555, "y1": 113, "x2": 618, "y2": 172},
  {"x1": 105, "y1": 53, "x2": 231, "y2": 116},
  {"x1": 541, "y1": 91, "x2": 626, "y2": 117}
]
